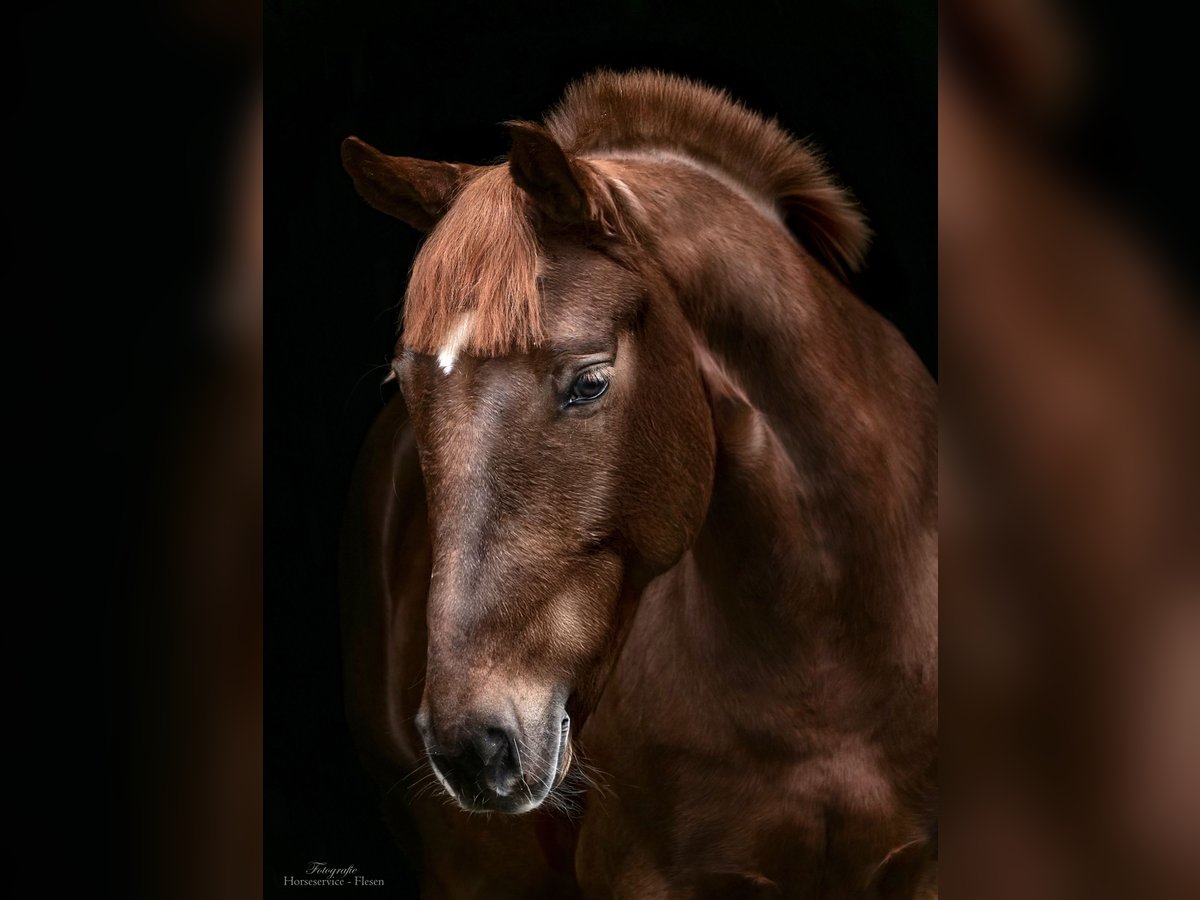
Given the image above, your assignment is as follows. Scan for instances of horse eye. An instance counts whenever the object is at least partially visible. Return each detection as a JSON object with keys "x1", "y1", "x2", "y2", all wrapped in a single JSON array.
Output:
[{"x1": 567, "y1": 368, "x2": 611, "y2": 405}]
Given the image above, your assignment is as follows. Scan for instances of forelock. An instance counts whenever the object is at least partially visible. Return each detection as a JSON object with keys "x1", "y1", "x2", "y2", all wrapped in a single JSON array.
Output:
[{"x1": 402, "y1": 166, "x2": 543, "y2": 357}]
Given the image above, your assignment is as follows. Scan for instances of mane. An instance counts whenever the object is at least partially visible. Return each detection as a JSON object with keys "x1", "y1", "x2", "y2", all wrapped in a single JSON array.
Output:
[
  {"x1": 546, "y1": 70, "x2": 870, "y2": 275},
  {"x1": 402, "y1": 69, "x2": 870, "y2": 357}
]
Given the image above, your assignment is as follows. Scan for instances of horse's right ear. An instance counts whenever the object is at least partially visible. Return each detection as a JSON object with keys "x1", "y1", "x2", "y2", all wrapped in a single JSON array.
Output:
[
  {"x1": 505, "y1": 121, "x2": 591, "y2": 225},
  {"x1": 340, "y1": 136, "x2": 476, "y2": 231}
]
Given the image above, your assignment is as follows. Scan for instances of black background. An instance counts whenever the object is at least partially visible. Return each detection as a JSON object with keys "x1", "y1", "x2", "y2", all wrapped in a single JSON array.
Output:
[{"x1": 266, "y1": 1, "x2": 934, "y2": 894}]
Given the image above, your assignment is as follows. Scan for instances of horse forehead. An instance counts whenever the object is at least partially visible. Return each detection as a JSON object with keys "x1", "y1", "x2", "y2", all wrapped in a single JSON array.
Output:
[
  {"x1": 415, "y1": 355, "x2": 538, "y2": 435},
  {"x1": 538, "y1": 242, "x2": 642, "y2": 319},
  {"x1": 435, "y1": 313, "x2": 474, "y2": 374},
  {"x1": 541, "y1": 296, "x2": 620, "y2": 342}
]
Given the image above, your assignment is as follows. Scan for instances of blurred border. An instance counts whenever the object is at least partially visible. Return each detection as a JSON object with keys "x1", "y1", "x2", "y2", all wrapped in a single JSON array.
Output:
[
  {"x1": 11, "y1": 1, "x2": 1199, "y2": 897},
  {"x1": 941, "y1": 1, "x2": 1199, "y2": 897}
]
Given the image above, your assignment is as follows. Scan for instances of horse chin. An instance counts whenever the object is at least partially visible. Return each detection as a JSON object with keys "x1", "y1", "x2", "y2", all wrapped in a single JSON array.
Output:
[
  {"x1": 466, "y1": 774, "x2": 555, "y2": 815},
  {"x1": 442, "y1": 778, "x2": 547, "y2": 815}
]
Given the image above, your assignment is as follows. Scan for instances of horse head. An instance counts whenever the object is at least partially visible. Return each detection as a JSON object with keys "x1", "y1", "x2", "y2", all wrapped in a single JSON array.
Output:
[{"x1": 343, "y1": 123, "x2": 716, "y2": 812}]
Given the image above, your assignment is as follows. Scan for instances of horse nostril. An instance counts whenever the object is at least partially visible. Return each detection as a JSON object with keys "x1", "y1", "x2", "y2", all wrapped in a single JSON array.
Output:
[
  {"x1": 428, "y1": 717, "x2": 525, "y2": 807},
  {"x1": 475, "y1": 726, "x2": 513, "y2": 768}
]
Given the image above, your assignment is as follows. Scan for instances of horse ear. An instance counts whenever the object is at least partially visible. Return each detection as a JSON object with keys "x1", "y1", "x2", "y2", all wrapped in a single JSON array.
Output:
[
  {"x1": 505, "y1": 121, "x2": 590, "y2": 224},
  {"x1": 340, "y1": 135, "x2": 476, "y2": 231}
]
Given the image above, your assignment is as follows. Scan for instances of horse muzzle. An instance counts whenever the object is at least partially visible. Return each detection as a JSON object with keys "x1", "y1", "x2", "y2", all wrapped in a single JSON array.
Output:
[{"x1": 415, "y1": 706, "x2": 571, "y2": 813}]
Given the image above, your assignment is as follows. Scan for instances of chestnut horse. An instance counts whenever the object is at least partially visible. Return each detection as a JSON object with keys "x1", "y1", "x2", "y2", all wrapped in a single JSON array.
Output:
[{"x1": 340, "y1": 70, "x2": 937, "y2": 898}]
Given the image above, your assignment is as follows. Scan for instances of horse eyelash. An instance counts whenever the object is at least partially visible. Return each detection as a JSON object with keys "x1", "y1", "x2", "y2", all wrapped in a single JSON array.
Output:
[{"x1": 579, "y1": 364, "x2": 613, "y2": 383}]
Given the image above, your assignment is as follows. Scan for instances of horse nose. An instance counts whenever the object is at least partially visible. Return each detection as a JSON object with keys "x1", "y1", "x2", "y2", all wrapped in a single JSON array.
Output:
[
  {"x1": 428, "y1": 718, "x2": 523, "y2": 804},
  {"x1": 473, "y1": 727, "x2": 510, "y2": 768}
]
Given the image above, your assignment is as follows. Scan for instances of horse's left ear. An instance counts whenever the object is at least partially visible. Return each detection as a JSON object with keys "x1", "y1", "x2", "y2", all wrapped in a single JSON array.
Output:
[
  {"x1": 505, "y1": 121, "x2": 591, "y2": 224},
  {"x1": 341, "y1": 135, "x2": 477, "y2": 231}
]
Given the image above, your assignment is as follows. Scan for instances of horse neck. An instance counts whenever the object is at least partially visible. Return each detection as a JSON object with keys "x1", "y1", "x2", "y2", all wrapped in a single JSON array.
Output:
[{"x1": 617, "y1": 157, "x2": 937, "y2": 667}]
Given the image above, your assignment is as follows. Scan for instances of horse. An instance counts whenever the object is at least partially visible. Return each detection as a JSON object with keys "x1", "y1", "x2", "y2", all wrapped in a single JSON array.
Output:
[{"x1": 339, "y1": 70, "x2": 938, "y2": 898}]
